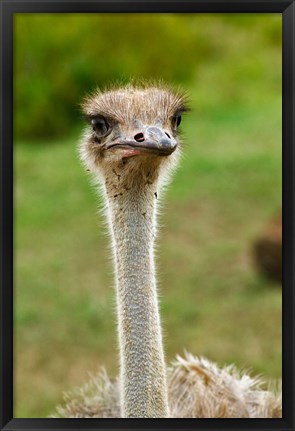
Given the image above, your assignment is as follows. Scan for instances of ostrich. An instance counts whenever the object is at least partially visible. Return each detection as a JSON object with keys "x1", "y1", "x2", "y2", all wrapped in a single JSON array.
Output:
[{"x1": 53, "y1": 83, "x2": 281, "y2": 418}]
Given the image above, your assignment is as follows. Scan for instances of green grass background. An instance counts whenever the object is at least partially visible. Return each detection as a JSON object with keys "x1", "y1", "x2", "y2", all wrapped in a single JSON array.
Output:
[{"x1": 15, "y1": 13, "x2": 281, "y2": 417}]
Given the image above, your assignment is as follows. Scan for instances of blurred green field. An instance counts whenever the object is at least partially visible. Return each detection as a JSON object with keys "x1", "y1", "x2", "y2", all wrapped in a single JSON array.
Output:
[{"x1": 14, "y1": 13, "x2": 282, "y2": 418}]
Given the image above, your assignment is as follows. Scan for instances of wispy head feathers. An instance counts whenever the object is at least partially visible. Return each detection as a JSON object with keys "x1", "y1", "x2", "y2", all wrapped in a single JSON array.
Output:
[{"x1": 82, "y1": 82, "x2": 189, "y2": 124}]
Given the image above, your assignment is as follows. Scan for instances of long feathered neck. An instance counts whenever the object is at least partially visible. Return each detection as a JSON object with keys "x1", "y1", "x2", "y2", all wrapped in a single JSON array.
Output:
[{"x1": 104, "y1": 173, "x2": 169, "y2": 418}]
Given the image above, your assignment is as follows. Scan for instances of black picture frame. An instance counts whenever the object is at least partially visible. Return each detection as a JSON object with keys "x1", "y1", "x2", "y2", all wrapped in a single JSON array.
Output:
[{"x1": 0, "y1": 1, "x2": 294, "y2": 430}]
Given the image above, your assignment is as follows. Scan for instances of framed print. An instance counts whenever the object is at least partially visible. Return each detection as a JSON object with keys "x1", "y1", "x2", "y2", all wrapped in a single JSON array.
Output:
[{"x1": 1, "y1": 1, "x2": 294, "y2": 430}]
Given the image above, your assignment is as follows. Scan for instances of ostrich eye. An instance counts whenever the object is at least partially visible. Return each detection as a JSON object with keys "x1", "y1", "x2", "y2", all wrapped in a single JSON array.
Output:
[
  {"x1": 172, "y1": 114, "x2": 182, "y2": 130},
  {"x1": 90, "y1": 116, "x2": 110, "y2": 137}
]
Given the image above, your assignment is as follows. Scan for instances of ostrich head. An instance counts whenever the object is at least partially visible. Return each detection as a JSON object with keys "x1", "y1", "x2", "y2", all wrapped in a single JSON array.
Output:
[{"x1": 80, "y1": 84, "x2": 188, "y2": 190}]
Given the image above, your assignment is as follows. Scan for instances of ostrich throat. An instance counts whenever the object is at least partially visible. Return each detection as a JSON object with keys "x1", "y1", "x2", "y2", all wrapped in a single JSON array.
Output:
[{"x1": 105, "y1": 161, "x2": 169, "y2": 418}]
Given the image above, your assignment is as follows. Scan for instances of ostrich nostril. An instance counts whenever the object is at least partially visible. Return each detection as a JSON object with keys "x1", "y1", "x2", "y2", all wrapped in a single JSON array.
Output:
[
  {"x1": 165, "y1": 132, "x2": 171, "y2": 139},
  {"x1": 134, "y1": 133, "x2": 145, "y2": 142}
]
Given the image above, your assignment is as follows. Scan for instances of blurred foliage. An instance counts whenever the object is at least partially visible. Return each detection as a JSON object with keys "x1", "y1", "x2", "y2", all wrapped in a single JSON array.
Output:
[{"x1": 14, "y1": 13, "x2": 281, "y2": 140}]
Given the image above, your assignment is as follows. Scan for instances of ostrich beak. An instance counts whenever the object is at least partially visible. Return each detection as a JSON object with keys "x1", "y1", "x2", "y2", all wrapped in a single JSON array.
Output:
[
  {"x1": 106, "y1": 126, "x2": 178, "y2": 157},
  {"x1": 143, "y1": 126, "x2": 178, "y2": 156}
]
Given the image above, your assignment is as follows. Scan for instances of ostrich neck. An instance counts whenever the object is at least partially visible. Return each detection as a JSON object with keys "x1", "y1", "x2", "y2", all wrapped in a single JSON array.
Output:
[{"x1": 106, "y1": 181, "x2": 169, "y2": 418}]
